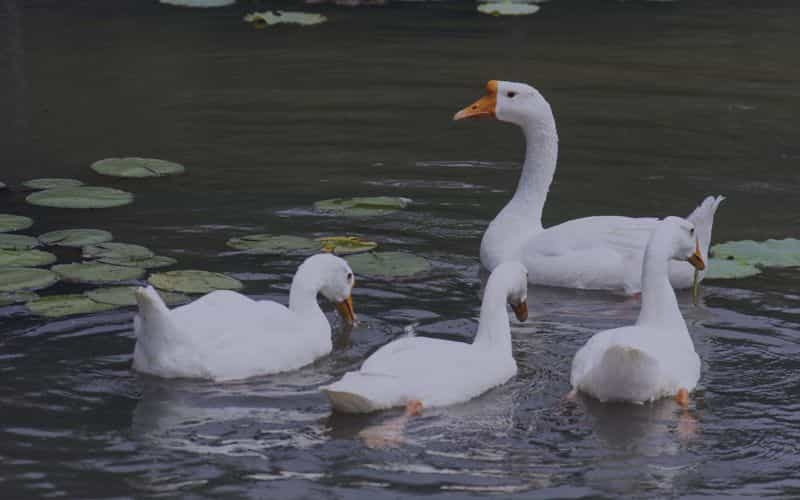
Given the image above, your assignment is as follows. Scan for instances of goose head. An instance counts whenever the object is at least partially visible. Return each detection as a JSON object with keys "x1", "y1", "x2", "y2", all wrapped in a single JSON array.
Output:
[
  {"x1": 297, "y1": 253, "x2": 357, "y2": 323},
  {"x1": 659, "y1": 216, "x2": 706, "y2": 271},
  {"x1": 454, "y1": 80, "x2": 554, "y2": 130},
  {"x1": 489, "y1": 261, "x2": 529, "y2": 321}
]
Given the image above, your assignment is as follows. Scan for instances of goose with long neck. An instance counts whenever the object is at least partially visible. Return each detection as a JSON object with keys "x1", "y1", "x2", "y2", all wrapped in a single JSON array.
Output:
[
  {"x1": 132, "y1": 253, "x2": 356, "y2": 381},
  {"x1": 569, "y1": 216, "x2": 705, "y2": 405},
  {"x1": 322, "y1": 261, "x2": 529, "y2": 414},
  {"x1": 455, "y1": 80, "x2": 724, "y2": 294}
]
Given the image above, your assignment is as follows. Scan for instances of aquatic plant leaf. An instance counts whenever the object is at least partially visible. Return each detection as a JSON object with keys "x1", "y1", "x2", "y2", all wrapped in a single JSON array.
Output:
[
  {"x1": 711, "y1": 239, "x2": 800, "y2": 268},
  {"x1": 345, "y1": 252, "x2": 431, "y2": 278},
  {"x1": 98, "y1": 255, "x2": 177, "y2": 269},
  {"x1": 82, "y1": 242, "x2": 154, "y2": 261},
  {"x1": 0, "y1": 291, "x2": 38, "y2": 306},
  {"x1": 317, "y1": 236, "x2": 378, "y2": 255},
  {"x1": 244, "y1": 11, "x2": 327, "y2": 27},
  {"x1": 0, "y1": 267, "x2": 58, "y2": 292},
  {"x1": 26, "y1": 186, "x2": 133, "y2": 209},
  {"x1": 148, "y1": 270, "x2": 243, "y2": 294},
  {"x1": 22, "y1": 178, "x2": 84, "y2": 190},
  {"x1": 53, "y1": 263, "x2": 145, "y2": 284},
  {"x1": 477, "y1": 1, "x2": 540, "y2": 15},
  {"x1": 26, "y1": 294, "x2": 116, "y2": 318},
  {"x1": 226, "y1": 234, "x2": 321, "y2": 255},
  {"x1": 86, "y1": 286, "x2": 190, "y2": 307},
  {"x1": 704, "y1": 258, "x2": 762, "y2": 280},
  {"x1": 0, "y1": 249, "x2": 57, "y2": 267},
  {"x1": 159, "y1": 0, "x2": 235, "y2": 7},
  {"x1": 0, "y1": 214, "x2": 34, "y2": 233},
  {"x1": 313, "y1": 196, "x2": 412, "y2": 217},
  {"x1": 90, "y1": 157, "x2": 185, "y2": 178},
  {"x1": 0, "y1": 234, "x2": 40, "y2": 250},
  {"x1": 39, "y1": 229, "x2": 113, "y2": 248}
]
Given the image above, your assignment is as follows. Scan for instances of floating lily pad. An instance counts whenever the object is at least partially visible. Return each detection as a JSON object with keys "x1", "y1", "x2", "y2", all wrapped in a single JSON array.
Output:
[
  {"x1": 86, "y1": 286, "x2": 190, "y2": 307},
  {"x1": 26, "y1": 186, "x2": 133, "y2": 209},
  {"x1": 159, "y1": 0, "x2": 235, "y2": 7},
  {"x1": 149, "y1": 270, "x2": 243, "y2": 294},
  {"x1": 0, "y1": 249, "x2": 57, "y2": 267},
  {"x1": 22, "y1": 178, "x2": 84, "y2": 190},
  {"x1": 0, "y1": 234, "x2": 40, "y2": 250},
  {"x1": 317, "y1": 236, "x2": 377, "y2": 255},
  {"x1": 90, "y1": 157, "x2": 185, "y2": 178},
  {"x1": 244, "y1": 11, "x2": 327, "y2": 28},
  {"x1": 98, "y1": 255, "x2": 177, "y2": 269},
  {"x1": 83, "y1": 242, "x2": 154, "y2": 262},
  {"x1": 226, "y1": 234, "x2": 321, "y2": 255},
  {"x1": 704, "y1": 258, "x2": 762, "y2": 280},
  {"x1": 53, "y1": 263, "x2": 145, "y2": 284},
  {"x1": 478, "y1": 1, "x2": 541, "y2": 16},
  {"x1": 711, "y1": 239, "x2": 800, "y2": 268},
  {"x1": 313, "y1": 196, "x2": 412, "y2": 217},
  {"x1": 0, "y1": 291, "x2": 38, "y2": 306},
  {"x1": 0, "y1": 267, "x2": 58, "y2": 292},
  {"x1": 26, "y1": 294, "x2": 116, "y2": 318},
  {"x1": 345, "y1": 252, "x2": 431, "y2": 278},
  {"x1": 0, "y1": 214, "x2": 34, "y2": 233},
  {"x1": 39, "y1": 228, "x2": 113, "y2": 248}
]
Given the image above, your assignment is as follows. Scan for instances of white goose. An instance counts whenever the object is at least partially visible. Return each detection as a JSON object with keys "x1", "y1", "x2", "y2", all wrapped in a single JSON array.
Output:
[
  {"x1": 570, "y1": 216, "x2": 705, "y2": 406},
  {"x1": 322, "y1": 261, "x2": 528, "y2": 413},
  {"x1": 132, "y1": 253, "x2": 356, "y2": 381},
  {"x1": 454, "y1": 80, "x2": 724, "y2": 294}
]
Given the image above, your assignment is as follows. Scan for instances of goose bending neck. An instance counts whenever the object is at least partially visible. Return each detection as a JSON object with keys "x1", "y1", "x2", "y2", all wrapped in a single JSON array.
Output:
[
  {"x1": 637, "y1": 239, "x2": 685, "y2": 330},
  {"x1": 474, "y1": 275, "x2": 513, "y2": 352},
  {"x1": 288, "y1": 262, "x2": 325, "y2": 317}
]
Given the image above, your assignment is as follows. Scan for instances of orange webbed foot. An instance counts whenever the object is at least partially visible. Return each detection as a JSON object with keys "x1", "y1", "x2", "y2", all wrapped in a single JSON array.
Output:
[
  {"x1": 405, "y1": 400, "x2": 423, "y2": 417},
  {"x1": 675, "y1": 388, "x2": 689, "y2": 408}
]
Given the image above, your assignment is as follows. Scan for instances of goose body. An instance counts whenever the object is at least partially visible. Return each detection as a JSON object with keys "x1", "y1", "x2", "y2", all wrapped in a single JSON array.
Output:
[
  {"x1": 132, "y1": 254, "x2": 356, "y2": 381},
  {"x1": 323, "y1": 262, "x2": 529, "y2": 413},
  {"x1": 455, "y1": 80, "x2": 724, "y2": 294},
  {"x1": 570, "y1": 217, "x2": 704, "y2": 403}
]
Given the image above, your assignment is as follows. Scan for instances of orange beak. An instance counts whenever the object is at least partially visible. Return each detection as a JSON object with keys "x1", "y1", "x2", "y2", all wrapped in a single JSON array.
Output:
[
  {"x1": 454, "y1": 80, "x2": 498, "y2": 120},
  {"x1": 687, "y1": 239, "x2": 705, "y2": 271},
  {"x1": 511, "y1": 299, "x2": 528, "y2": 321},
  {"x1": 336, "y1": 295, "x2": 356, "y2": 324}
]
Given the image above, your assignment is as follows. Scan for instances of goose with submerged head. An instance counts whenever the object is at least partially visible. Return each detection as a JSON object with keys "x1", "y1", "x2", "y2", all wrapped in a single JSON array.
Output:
[
  {"x1": 570, "y1": 216, "x2": 705, "y2": 406},
  {"x1": 322, "y1": 261, "x2": 529, "y2": 414},
  {"x1": 133, "y1": 253, "x2": 356, "y2": 381},
  {"x1": 455, "y1": 80, "x2": 724, "y2": 294}
]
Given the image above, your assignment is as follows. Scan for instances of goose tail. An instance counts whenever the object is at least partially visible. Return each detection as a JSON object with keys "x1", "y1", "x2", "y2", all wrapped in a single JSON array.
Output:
[
  {"x1": 583, "y1": 345, "x2": 663, "y2": 403},
  {"x1": 687, "y1": 195, "x2": 725, "y2": 259},
  {"x1": 322, "y1": 372, "x2": 399, "y2": 414}
]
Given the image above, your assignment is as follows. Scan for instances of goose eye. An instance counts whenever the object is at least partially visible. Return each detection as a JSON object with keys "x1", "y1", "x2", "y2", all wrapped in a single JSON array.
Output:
[
  {"x1": 506, "y1": 91, "x2": 517, "y2": 98},
  {"x1": 346, "y1": 272, "x2": 353, "y2": 281},
  {"x1": 690, "y1": 228, "x2": 695, "y2": 236}
]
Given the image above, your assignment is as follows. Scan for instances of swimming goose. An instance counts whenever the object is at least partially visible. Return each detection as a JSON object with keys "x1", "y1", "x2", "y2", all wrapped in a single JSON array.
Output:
[
  {"x1": 454, "y1": 80, "x2": 723, "y2": 294},
  {"x1": 570, "y1": 216, "x2": 704, "y2": 405},
  {"x1": 322, "y1": 261, "x2": 528, "y2": 413},
  {"x1": 132, "y1": 253, "x2": 356, "y2": 381}
]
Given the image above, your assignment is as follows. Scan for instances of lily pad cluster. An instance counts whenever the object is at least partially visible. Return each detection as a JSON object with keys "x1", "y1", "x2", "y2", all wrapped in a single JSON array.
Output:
[
  {"x1": 313, "y1": 196, "x2": 411, "y2": 217},
  {"x1": 706, "y1": 238, "x2": 800, "y2": 280},
  {"x1": 225, "y1": 234, "x2": 378, "y2": 256}
]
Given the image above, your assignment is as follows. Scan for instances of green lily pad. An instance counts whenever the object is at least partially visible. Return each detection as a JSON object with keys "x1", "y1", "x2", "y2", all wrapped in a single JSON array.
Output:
[
  {"x1": 53, "y1": 263, "x2": 145, "y2": 284},
  {"x1": 313, "y1": 196, "x2": 412, "y2": 217},
  {"x1": 345, "y1": 252, "x2": 431, "y2": 278},
  {"x1": 0, "y1": 267, "x2": 58, "y2": 292},
  {"x1": 0, "y1": 249, "x2": 57, "y2": 267},
  {"x1": 711, "y1": 239, "x2": 800, "y2": 268},
  {"x1": 0, "y1": 214, "x2": 34, "y2": 233},
  {"x1": 0, "y1": 291, "x2": 38, "y2": 306},
  {"x1": 22, "y1": 178, "x2": 84, "y2": 190},
  {"x1": 244, "y1": 10, "x2": 327, "y2": 27},
  {"x1": 86, "y1": 286, "x2": 190, "y2": 307},
  {"x1": 26, "y1": 186, "x2": 133, "y2": 209},
  {"x1": 26, "y1": 294, "x2": 117, "y2": 318},
  {"x1": 478, "y1": 1, "x2": 540, "y2": 16},
  {"x1": 704, "y1": 258, "x2": 762, "y2": 280},
  {"x1": 0, "y1": 234, "x2": 40, "y2": 250},
  {"x1": 90, "y1": 157, "x2": 185, "y2": 178},
  {"x1": 39, "y1": 228, "x2": 113, "y2": 248},
  {"x1": 317, "y1": 236, "x2": 378, "y2": 255},
  {"x1": 82, "y1": 242, "x2": 154, "y2": 261},
  {"x1": 98, "y1": 255, "x2": 177, "y2": 269},
  {"x1": 225, "y1": 234, "x2": 321, "y2": 255},
  {"x1": 148, "y1": 270, "x2": 243, "y2": 294}
]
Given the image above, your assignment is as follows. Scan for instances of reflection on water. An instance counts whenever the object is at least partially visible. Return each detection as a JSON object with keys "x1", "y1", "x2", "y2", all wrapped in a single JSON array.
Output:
[{"x1": 2, "y1": 0, "x2": 800, "y2": 498}]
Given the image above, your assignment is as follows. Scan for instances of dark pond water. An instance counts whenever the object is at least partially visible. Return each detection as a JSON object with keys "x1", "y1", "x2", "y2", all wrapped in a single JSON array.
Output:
[{"x1": 2, "y1": 0, "x2": 800, "y2": 498}]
